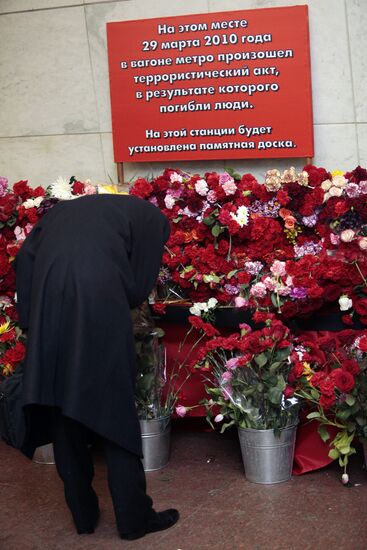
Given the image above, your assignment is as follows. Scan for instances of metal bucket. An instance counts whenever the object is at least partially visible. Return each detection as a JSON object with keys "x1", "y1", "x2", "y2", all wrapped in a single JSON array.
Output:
[
  {"x1": 33, "y1": 443, "x2": 55, "y2": 465},
  {"x1": 140, "y1": 416, "x2": 171, "y2": 472},
  {"x1": 238, "y1": 424, "x2": 298, "y2": 484}
]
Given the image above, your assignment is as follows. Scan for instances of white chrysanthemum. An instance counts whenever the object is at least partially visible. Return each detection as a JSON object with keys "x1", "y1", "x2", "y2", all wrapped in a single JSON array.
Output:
[{"x1": 48, "y1": 176, "x2": 74, "y2": 200}]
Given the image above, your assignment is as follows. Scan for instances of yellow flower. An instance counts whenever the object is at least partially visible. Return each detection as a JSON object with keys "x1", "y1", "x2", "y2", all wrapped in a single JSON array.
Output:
[
  {"x1": 3, "y1": 363, "x2": 14, "y2": 376},
  {"x1": 331, "y1": 170, "x2": 344, "y2": 177},
  {"x1": 0, "y1": 321, "x2": 10, "y2": 335},
  {"x1": 98, "y1": 184, "x2": 128, "y2": 195},
  {"x1": 302, "y1": 361, "x2": 313, "y2": 380}
]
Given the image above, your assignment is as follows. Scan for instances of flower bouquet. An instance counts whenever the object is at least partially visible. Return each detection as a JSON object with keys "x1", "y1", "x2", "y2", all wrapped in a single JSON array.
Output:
[{"x1": 289, "y1": 330, "x2": 367, "y2": 480}]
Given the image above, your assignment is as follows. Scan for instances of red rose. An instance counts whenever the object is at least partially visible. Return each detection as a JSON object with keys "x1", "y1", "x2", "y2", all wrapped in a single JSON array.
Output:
[
  {"x1": 283, "y1": 385, "x2": 295, "y2": 398},
  {"x1": 331, "y1": 368, "x2": 355, "y2": 393},
  {"x1": 342, "y1": 359, "x2": 360, "y2": 376}
]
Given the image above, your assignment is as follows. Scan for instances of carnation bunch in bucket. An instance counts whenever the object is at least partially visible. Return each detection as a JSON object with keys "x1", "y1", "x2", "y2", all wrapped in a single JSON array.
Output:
[
  {"x1": 289, "y1": 330, "x2": 367, "y2": 480},
  {"x1": 196, "y1": 316, "x2": 299, "y2": 431}
]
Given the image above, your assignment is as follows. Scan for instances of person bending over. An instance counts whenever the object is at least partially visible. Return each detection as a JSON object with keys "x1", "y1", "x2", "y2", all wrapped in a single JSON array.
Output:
[{"x1": 15, "y1": 193, "x2": 179, "y2": 540}]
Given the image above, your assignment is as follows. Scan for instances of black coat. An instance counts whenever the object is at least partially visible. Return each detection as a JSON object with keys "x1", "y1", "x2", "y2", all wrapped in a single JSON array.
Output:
[{"x1": 14, "y1": 194, "x2": 170, "y2": 457}]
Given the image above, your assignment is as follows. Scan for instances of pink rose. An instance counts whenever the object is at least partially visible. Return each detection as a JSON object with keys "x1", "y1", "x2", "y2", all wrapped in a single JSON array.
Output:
[{"x1": 175, "y1": 405, "x2": 187, "y2": 418}]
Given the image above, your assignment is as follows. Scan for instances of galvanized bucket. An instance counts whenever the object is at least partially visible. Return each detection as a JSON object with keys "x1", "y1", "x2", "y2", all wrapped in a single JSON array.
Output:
[
  {"x1": 33, "y1": 443, "x2": 55, "y2": 465},
  {"x1": 140, "y1": 415, "x2": 171, "y2": 472},
  {"x1": 238, "y1": 424, "x2": 298, "y2": 484}
]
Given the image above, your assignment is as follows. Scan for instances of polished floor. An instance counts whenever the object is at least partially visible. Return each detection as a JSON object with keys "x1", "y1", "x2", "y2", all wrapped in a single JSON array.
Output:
[{"x1": 0, "y1": 421, "x2": 366, "y2": 550}]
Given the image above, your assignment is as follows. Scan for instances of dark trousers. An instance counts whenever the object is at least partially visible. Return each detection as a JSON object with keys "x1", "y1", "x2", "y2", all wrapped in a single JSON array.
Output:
[{"x1": 51, "y1": 412, "x2": 154, "y2": 534}]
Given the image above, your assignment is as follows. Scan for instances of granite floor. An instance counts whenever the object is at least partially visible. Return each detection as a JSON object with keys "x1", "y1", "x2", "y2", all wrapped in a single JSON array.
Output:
[{"x1": 0, "y1": 421, "x2": 366, "y2": 550}]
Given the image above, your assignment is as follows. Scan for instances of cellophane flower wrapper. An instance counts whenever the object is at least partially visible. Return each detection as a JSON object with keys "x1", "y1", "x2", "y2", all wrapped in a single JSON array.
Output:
[
  {"x1": 217, "y1": 364, "x2": 300, "y2": 430},
  {"x1": 132, "y1": 303, "x2": 167, "y2": 419}
]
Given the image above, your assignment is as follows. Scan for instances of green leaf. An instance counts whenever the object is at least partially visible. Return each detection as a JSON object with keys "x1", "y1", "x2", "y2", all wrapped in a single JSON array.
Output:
[
  {"x1": 345, "y1": 394, "x2": 356, "y2": 406},
  {"x1": 310, "y1": 388, "x2": 320, "y2": 400},
  {"x1": 318, "y1": 424, "x2": 330, "y2": 442},
  {"x1": 307, "y1": 411, "x2": 321, "y2": 420},
  {"x1": 255, "y1": 353, "x2": 268, "y2": 367},
  {"x1": 328, "y1": 448, "x2": 340, "y2": 460},
  {"x1": 211, "y1": 224, "x2": 224, "y2": 237},
  {"x1": 267, "y1": 387, "x2": 283, "y2": 405},
  {"x1": 227, "y1": 270, "x2": 238, "y2": 279}
]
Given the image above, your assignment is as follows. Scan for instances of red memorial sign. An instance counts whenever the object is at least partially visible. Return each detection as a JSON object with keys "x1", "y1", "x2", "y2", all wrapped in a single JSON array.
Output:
[{"x1": 107, "y1": 6, "x2": 313, "y2": 163}]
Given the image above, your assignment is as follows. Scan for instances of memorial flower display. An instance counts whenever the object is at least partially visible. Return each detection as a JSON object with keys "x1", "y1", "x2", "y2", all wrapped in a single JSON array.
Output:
[
  {"x1": 0, "y1": 165, "x2": 367, "y2": 477},
  {"x1": 130, "y1": 165, "x2": 367, "y2": 325}
]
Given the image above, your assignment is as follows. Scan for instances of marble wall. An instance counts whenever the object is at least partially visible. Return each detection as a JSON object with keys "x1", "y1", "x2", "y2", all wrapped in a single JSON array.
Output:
[{"x1": 0, "y1": 0, "x2": 366, "y2": 186}]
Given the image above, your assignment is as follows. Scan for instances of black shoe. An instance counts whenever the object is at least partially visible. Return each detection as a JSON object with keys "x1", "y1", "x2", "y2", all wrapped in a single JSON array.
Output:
[
  {"x1": 76, "y1": 509, "x2": 100, "y2": 535},
  {"x1": 120, "y1": 509, "x2": 179, "y2": 541}
]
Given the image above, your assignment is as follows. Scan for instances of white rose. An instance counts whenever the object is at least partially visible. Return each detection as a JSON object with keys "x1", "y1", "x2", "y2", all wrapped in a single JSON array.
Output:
[
  {"x1": 339, "y1": 295, "x2": 352, "y2": 311},
  {"x1": 359, "y1": 237, "x2": 367, "y2": 250}
]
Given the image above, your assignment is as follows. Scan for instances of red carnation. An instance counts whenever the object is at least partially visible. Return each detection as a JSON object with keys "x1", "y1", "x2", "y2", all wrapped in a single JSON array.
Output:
[
  {"x1": 319, "y1": 393, "x2": 336, "y2": 410},
  {"x1": 130, "y1": 178, "x2": 153, "y2": 199},
  {"x1": 72, "y1": 181, "x2": 85, "y2": 195},
  {"x1": 3, "y1": 341, "x2": 26, "y2": 364},
  {"x1": 358, "y1": 335, "x2": 367, "y2": 351},
  {"x1": 151, "y1": 302, "x2": 166, "y2": 315},
  {"x1": 32, "y1": 186, "x2": 46, "y2": 198},
  {"x1": 354, "y1": 298, "x2": 367, "y2": 317},
  {"x1": 319, "y1": 377, "x2": 335, "y2": 396}
]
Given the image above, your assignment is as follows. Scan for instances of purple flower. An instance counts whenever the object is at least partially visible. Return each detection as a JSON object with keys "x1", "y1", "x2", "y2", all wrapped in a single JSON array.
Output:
[
  {"x1": 302, "y1": 214, "x2": 318, "y2": 227},
  {"x1": 290, "y1": 287, "x2": 308, "y2": 299},
  {"x1": 224, "y1": 284, "x2": 239, "y2": 295},
  {"x1": 0, "y1": 177, "x2": 8, "y2": 197}
]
